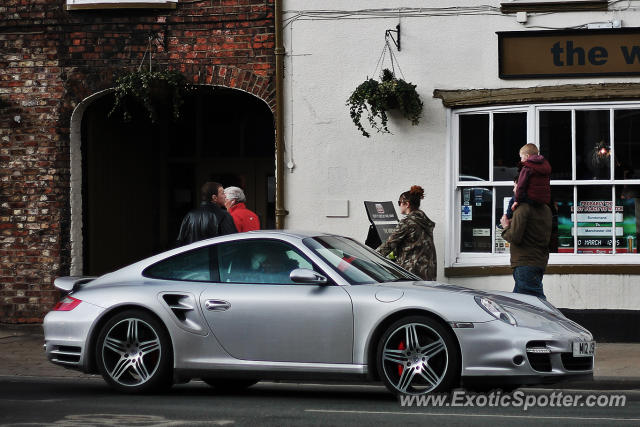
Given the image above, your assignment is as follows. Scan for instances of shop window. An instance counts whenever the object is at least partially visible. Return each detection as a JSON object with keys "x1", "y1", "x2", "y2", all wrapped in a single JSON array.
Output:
[
  {"x1": 576, "y1": 186, "x2": 614, "y2": 253},
  {"x1": 453, "y1": 102, "x2": 640, "y2": 266},
  {"x1": 616, "y1": 185, "x2": 640, "y2": 253},
  {"x1": 576, "y1": 110, "x2": 610, "y2": 180},
  {"x1": 494, "y1": 113, "x2": 527, "y2": 180},
  {"x1": 459, "y1": 115, "x2": 489, "y2": 181},
  {"x1": 458, "y1": 111, "x2": 526, "y2": 256},
  {"x1": 539, "y1": 111, "x2": 571, "y2": 180}
]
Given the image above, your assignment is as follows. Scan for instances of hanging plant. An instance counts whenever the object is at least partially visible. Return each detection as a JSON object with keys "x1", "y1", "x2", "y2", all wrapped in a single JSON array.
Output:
[
  {"x1": 346, "y1": 68, "x2": 423, "y2": 138},
  {"x1": 109, "y1": 69, "x2": 193, "y2": 123}
]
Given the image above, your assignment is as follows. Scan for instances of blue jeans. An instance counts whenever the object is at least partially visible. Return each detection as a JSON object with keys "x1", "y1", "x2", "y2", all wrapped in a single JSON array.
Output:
[
  {"x1": 513, "y1": 266, "x2": 546, "y2": 300},
  {"x1": 505, "y1": 196, "x2": 515, "y2": 219}
]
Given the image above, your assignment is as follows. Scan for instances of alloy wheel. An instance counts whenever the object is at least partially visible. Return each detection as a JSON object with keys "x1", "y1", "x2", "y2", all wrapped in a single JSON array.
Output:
[
  {"x1": 379, "y1": 319, "x2": 454, "y2": 395},
  {"x1": 101, "y1": 317, "x2": 162, "y2": 387}
]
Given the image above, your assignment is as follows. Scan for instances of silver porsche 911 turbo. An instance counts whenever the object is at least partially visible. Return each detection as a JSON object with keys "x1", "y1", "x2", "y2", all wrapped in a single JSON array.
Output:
[{"x1": 44, "y1": 231, "x2": 594, "y2": 395}]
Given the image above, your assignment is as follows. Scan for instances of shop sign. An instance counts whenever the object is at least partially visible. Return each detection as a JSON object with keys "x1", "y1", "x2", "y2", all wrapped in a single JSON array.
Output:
[
  {"x1": 498, "y1": 29, "x2": 640, "y2": 79},
  {"x1": 364, "y1": 201, "x2": 399, "y2": 247}
]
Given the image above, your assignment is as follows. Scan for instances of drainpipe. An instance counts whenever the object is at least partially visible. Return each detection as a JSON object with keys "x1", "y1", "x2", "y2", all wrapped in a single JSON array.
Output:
[{"x1": 274, "y1": 0, "x2": 288, "y2": 229}]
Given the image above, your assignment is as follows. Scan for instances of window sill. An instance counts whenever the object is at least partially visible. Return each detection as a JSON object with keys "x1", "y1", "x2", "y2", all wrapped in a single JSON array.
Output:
[{"x1": 445, "y1": 264, "x2": 640, "y2": 277}]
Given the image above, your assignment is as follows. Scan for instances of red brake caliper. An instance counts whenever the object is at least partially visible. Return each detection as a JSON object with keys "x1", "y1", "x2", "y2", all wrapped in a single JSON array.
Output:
[{"x1": 397, "y1": 341, "x2": 405, "y2": 376}]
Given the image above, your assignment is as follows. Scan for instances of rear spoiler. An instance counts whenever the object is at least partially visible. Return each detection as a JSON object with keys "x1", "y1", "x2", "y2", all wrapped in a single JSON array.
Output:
[{"x1": 53, "y1": 276, "x2": 97, "y2": 293}]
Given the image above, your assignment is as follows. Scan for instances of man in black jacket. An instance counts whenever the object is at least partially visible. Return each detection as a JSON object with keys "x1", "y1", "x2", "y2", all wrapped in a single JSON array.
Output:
[{"x1": 176, "y1": 182, "x2": 237, "y2": 246}]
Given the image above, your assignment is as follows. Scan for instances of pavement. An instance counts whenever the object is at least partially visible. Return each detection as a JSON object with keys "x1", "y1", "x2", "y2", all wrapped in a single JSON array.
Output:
[{"x1": 1, "y1": 323, "x2": 639, "y2": 390}]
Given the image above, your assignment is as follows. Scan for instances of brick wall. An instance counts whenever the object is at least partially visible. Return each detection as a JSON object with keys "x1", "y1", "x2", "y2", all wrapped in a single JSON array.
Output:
[{"x1": 0, "y1": 0, "x2": 276, "y2": 323}]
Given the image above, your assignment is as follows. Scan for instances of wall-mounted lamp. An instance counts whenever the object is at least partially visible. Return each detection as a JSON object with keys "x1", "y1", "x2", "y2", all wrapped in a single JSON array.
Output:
[{"x1": 13, "y1": 115, "x2": 21, "y2": 124}]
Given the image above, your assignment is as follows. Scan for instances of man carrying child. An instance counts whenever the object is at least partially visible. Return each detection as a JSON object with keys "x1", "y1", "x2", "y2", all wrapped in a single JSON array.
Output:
[{"x1": 500, "y1": 143, "x2": 552, "y2": 299}]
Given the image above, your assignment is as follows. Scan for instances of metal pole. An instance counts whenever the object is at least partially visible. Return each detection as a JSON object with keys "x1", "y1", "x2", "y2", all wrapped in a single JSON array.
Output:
[{"x1": 274, "y1": 0, "x2": 288, "y2": 229}]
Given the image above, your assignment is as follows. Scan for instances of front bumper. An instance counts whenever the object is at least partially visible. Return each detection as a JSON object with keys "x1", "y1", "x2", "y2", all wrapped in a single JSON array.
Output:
[
  {"x1": 43, "y1": 301, "x2": 104, "y2": 372},
  {"x1": 454, "y1": 319, "x2": 594, "y2": 386}
]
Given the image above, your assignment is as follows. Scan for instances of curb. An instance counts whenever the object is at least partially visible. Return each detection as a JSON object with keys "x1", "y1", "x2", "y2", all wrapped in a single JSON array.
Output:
[{"x1": 563, "y1": 377, "x2": 640, "y2": 391}]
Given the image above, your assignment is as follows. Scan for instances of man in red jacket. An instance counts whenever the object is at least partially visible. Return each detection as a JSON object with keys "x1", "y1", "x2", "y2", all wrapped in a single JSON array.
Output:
[{"x1": 224, "y1": 186, "x2": 261, "y2": 232}]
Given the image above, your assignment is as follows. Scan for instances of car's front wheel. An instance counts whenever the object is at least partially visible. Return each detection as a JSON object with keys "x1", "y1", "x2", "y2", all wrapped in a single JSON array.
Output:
[
  {"x1": 377, "y1": 315, "x2": 459, "y2": 395},
  {"x1": 96, "y1": 309, "x2": 173, "y2": 393}
]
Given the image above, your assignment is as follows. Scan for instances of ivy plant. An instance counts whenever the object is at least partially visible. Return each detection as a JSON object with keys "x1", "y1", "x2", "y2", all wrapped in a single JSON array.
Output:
[
  {"x1": 346, "y1": 69, "x2": 423, "y2": 138},
  {"x1": 109, "y1": 69, "x2": 192, "y2": 123}
]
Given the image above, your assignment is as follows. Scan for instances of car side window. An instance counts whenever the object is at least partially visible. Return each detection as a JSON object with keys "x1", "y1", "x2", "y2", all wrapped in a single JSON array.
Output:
[
  {"x1": 217, "y1": 239, "x2": 315, "y2": 285},
  {"x1": 143, "y1": 246, "x2": 214, "y2": 282}
]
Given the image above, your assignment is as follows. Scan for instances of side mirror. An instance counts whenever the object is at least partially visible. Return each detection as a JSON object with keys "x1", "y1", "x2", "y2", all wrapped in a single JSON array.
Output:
[{"x1": 290, "y1": 268, "x2": 328, "y2": 285}]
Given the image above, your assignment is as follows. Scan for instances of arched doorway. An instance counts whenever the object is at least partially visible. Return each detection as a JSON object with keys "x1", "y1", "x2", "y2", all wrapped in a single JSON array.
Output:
[{"x1": 80, "y1": 86, "x2": 275, "y2": 275}]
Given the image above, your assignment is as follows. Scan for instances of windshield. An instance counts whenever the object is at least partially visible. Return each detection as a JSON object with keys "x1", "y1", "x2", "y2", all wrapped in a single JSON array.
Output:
[{"x1": 303, "y1": 236, "x2": 420, "y2": 285}]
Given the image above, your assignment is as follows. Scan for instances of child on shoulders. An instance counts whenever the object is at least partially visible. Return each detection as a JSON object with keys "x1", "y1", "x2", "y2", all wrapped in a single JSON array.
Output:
[{"x1": 500, "y1": 144, "x2": 552, "y2": 227}]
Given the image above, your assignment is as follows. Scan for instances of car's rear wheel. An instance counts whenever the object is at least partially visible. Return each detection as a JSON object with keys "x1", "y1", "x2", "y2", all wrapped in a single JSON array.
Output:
[
  {"x1": 377, "y1": 315, "x2": 459, "y2": 395},
  {"x1": 202, "y1": 378, "x2": 259, "y2": 391},
  {"x1": 96, "y1": 309, "x2": 173, "y2": 393}
]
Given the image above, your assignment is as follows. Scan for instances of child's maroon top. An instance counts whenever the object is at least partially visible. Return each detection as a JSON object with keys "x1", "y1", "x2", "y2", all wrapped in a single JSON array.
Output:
[{"x1": 515, "y1": 154, "x2": 551, "y2": 204}]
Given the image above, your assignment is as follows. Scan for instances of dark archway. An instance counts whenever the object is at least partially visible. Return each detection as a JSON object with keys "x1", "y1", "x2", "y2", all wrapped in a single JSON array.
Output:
[{"x1": 81, "y1": 86, "x2": 275, "y2": 275}]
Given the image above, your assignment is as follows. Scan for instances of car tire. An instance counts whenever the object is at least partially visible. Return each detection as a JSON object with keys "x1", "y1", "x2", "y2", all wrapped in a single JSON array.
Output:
[
  {"x1": 377, "y1": 315, "x2": 459, "y2": 396},
  {"x1": 96, "y1": 309, "x2": 173, "y2": 393},
  {"x1": 202, "y1": 378, "x2": 259, "y2": 392}
]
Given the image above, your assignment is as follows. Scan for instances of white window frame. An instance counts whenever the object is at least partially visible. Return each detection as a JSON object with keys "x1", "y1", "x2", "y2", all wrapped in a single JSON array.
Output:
[{"x1": 448, "y1": 100, "x2": 640, "y2": 268}]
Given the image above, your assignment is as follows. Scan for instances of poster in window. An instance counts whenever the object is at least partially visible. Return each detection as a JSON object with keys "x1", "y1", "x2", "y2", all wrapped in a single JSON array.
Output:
[
  {"x1": 557, "y1": 200, "x2": 637, "y2": 253},
  {"x1": 460, "y1": 187, "x2": 492, "y2": 253}
]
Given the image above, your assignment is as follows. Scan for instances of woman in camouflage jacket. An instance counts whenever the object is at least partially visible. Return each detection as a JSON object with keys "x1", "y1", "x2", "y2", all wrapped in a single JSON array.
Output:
[{"x1": 377, "y1": 185, "x2": 437, "y2": 281}]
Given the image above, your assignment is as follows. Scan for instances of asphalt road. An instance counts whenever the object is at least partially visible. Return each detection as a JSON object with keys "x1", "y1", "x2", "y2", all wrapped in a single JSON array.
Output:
[{"x1": 0, "y1": 376, "x2": 638, "y2": 426}]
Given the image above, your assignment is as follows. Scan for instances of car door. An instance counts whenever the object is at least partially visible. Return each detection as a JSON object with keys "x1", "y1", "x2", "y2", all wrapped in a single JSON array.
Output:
[{"x1": 200, "y1": 238, "x2": 354, "y2": 364}]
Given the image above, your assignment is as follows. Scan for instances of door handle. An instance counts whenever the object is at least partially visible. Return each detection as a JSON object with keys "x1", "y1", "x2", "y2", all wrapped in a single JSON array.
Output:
[{"x1": 205, "y1": 299, "x2": 231, "y2": 311}]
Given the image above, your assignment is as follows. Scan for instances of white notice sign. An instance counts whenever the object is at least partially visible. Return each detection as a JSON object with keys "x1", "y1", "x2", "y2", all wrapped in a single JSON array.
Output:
[
  {"x1": 473, "y1": 228, "x2": 490, "y2": 237},
  {"x1": 572, "y1": 213, "x2": 623, "y2": 222},
  {"x1": 572, "y1": 227, "x2": 624, "y2": 236}
]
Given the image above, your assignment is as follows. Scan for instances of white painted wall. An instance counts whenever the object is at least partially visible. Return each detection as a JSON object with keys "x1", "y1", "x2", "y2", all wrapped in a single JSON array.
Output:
[
  {"x1": 447, "y1": 274, "x2": 640, "y2": 310},
  {"x1": 282, "y1": 1, "x2": 640, "y2": 309}
]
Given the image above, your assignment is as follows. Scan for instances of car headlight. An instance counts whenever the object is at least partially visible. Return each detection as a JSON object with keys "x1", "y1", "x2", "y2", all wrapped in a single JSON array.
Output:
[{"x1": 474, "y1": 296, "x2": 517, "y2": 326}]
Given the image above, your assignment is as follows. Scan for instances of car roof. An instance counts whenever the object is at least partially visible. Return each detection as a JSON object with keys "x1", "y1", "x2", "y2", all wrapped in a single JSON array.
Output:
[
  {"x1": 244, "y1": 229, "x2": 334, "y2": 239},
  {"x1": 95, "y1": 230, "x2": 340, "y2": 281},
  {"x1": 183, "y1": 229, "x2": 335, "y2": 249}
]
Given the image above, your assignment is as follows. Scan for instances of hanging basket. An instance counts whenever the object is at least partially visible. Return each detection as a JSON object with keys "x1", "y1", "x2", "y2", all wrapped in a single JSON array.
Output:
[
  {"x1": 109, "y1": 69, "x2": 193, "y2": 123},
  {"x1": 346, "y1": 69, "x2": 423, "y2": 138}
]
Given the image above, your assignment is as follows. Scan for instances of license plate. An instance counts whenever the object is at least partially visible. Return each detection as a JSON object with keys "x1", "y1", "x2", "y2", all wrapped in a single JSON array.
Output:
[{"x1": 572, "y1": 340, "x2": 595, "y2": 357}]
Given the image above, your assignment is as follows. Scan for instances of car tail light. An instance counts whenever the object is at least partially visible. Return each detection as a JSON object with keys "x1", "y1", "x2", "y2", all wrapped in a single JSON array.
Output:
[{"x1": 53, "y1": 295, "x2": 82, "y2": 311}]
